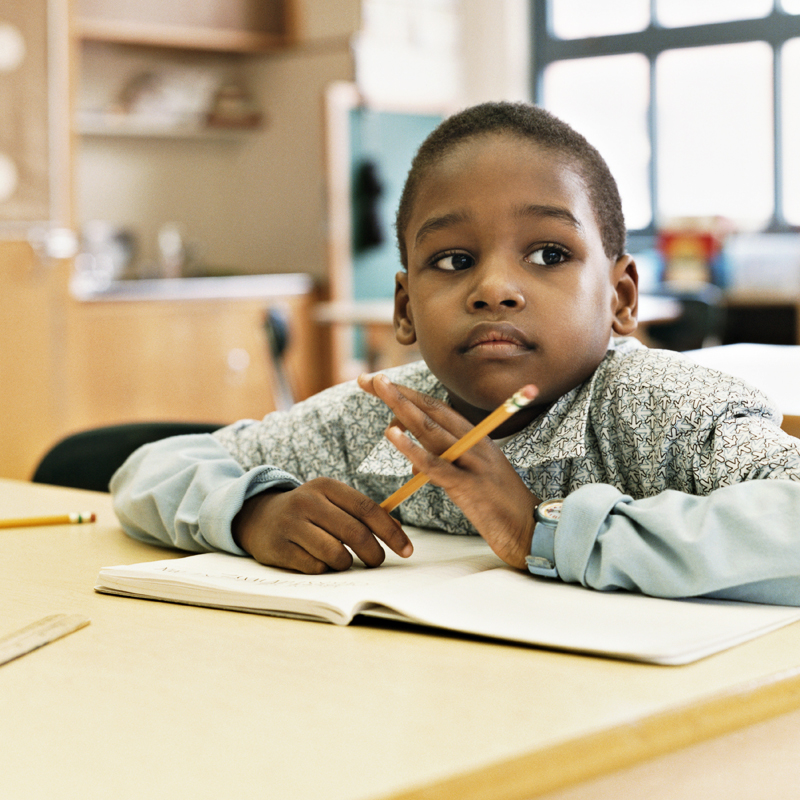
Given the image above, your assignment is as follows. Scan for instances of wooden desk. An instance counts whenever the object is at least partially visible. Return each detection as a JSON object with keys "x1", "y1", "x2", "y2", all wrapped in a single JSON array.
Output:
[{"x1": 3, "y1": 479, "x2": 800, "y2": 800}]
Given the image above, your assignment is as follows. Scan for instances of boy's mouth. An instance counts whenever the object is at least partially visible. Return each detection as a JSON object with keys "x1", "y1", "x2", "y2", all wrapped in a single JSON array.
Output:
[{"x1": 462, "y1": 323, "x2": 533, "y2": 355}]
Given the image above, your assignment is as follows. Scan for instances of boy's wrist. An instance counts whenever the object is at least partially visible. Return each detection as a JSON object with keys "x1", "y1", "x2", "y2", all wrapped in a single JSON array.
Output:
[
  {"x1": 506, "y1": 495, "x2": 539, "y2": 570},
  {"x1": 232, "y1": 490, "x2": 283, "y2": 555},
  {"x1": 232, "y1": 495, "x2": 258, "y2": 555}
]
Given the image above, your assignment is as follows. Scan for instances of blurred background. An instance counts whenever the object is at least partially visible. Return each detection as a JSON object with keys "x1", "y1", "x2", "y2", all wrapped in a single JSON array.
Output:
[{"x1": 2, "y1": 0, "x2": 800, "y2": 479}]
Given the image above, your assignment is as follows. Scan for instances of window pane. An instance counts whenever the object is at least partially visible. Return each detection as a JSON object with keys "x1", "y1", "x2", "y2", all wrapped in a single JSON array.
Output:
[
  {"x1": 656, "y1": 42, "x2": 773, "y2": 228},
  {"x1": 542, "y1": 54, "x2": 651, "y2": 230},
  {"x1": 783, "y1": 38, "x2": 800, "y2": 223},
  {"x1": 550, "y1": 0, "x2": 649, "y2": 39},
  {"x1": 656, "y1": 0, "x2": 773, "y2": 27},
  {"x1": 784, "y1": 0, "x2": 800, "y2": 15}
]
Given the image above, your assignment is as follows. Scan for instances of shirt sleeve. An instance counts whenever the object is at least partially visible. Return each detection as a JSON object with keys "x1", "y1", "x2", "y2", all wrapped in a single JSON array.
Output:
[
  {"x1": 109, "y1": 433, "x2": 301, "y2": 554},
  {"x1": 549, "y1": 358, "x2": 800, "y2": 606},
  {"x1": 555, "y1": 479, "x2": 800, "y2": 605},
  {"x1": 108, "y1": 377, "x2": 394, "y2": 553}
]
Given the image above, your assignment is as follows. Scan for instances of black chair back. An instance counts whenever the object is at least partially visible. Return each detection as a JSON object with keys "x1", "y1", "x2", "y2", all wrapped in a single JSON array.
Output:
[{"x1": 32, "y1": 421, "x2": 221, "y2": 492}]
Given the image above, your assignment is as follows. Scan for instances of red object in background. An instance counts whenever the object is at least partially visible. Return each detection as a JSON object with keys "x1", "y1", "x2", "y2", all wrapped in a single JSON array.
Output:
[{"x1": 658, "y1": 229, "x2": 724, "y2": 285}]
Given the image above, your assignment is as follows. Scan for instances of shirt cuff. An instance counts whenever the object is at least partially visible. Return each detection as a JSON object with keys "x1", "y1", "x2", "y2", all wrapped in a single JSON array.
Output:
[
  {"x1": 199, "y1": 466, "x2": 301, "y2": 555},
  {"x1": 553, "y1": 483, "x2": 631, "y2": 586}
]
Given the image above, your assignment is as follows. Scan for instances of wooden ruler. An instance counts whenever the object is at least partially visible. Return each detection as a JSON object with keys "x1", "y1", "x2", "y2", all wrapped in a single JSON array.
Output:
[{"x1": 0, "y1": 613, "x2": 90, "y2": 666}]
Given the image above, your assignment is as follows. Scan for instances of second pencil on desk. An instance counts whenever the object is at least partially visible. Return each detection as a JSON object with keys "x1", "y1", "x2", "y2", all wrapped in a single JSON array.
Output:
[{"x1": 0, "y1": 512, "x2": 97, "y2": 530}]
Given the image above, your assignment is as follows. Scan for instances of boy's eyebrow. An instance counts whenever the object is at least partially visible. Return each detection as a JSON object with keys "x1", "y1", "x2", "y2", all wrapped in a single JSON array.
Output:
[
  {"x1": 413, "y1": 211, "x2": 470, "y2": 245},
  {"x1": 413, "y1": 204, "x2": 584, "y2": 247},
  {"x1": 514, "y1": 203, "x2": 584, "y2": 232}
]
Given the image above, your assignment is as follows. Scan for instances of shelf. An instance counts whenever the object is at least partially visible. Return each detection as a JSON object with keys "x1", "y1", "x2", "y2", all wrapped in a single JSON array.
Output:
[
  {"x1": 75, "y1": 112, "x2": 262, "y2": 139},
  {"x1": 77, "y1": 18, "x2": 291, "y2": 53},
  {"x1": 71, "y1": 273, "x2": 315, "y2": 302}
]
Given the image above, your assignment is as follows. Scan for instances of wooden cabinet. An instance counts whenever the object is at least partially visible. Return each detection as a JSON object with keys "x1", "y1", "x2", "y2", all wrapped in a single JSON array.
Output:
[
  {"x1": 0, "y1": 2, "x2": 357, "y2": 479},
  {"x1": 0, "y1": 242, "x2": 320, "y2": 481},
  {"x1": 63, "y1": 280, "x2": 319, "y2": 433}
]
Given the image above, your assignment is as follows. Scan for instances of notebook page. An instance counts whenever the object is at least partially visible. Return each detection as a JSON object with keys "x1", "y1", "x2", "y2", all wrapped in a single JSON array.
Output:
[
  {"x1": 97, "y1": 529, "x2": 502, "y2": 624},
  {"x1": 378, "y1": 567, "x2": 800, "y2": 664}
]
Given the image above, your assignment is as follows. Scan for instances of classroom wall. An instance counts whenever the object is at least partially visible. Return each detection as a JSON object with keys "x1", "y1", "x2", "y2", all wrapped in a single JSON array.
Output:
[
  {"x1": 459, "y1": 0, "x2": 530, "y2": 106},
  {"x1": 354, "y1": 0, "x2": 530, "y2": 109},
  {"x1": 77, "y1": 47, "x2": 354, "y2": 280},
  {"x1": 76, "y1": 0, "x2": 360, "y2": 283}
]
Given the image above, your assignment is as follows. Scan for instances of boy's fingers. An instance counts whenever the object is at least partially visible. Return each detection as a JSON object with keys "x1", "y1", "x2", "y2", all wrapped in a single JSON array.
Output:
[
  {"x1": 318, "y1": 479, "x2": 413, "y2": 561},
  {"x1": 340, "y1": 503, "x2": 413, "y2": 561},
  {"x1": 277, "y1": 540, "x2": 334, "y2": 574},
  {"x1": 385, "y1": 424, "x2": 459, "y2": 481},
  {"x1": 291, "y1": 522, "x2": 357, "y2": 571},
  {"x1": 356, "y1": 373, "x2": 379, "y2": 395},
  {"x1": 363, "y1": 373, "x2": 460, "y2": 426},
  {"x1": 369, "y1": 375, "x2": 472, "y2": 450},
  {"x1": 240, "y1": 480, "x2": 412, "y2": 573},
  {"x1": 307, "y1": 505, "x2": 386, "y2": 568}
]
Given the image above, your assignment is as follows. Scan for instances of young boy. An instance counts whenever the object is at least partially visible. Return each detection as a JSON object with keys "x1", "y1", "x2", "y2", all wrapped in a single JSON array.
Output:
[{"x1": 111, "y1": 101, "x2": 800, "y2": 604}]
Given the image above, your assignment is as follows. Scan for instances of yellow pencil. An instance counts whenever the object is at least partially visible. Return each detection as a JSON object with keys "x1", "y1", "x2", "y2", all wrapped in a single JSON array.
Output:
[
  {"x1": 380, "y1": 385, "x2": 537, "y2": 512},
  {"x1": 0, "y1": 512, "x2": 97, "y2": 529}
]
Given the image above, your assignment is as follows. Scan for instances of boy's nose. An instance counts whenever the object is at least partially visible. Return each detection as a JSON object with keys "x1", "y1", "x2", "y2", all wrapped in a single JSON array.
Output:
[{"x1": 466, "y1": 261, "x2": 526, "y2": 312}]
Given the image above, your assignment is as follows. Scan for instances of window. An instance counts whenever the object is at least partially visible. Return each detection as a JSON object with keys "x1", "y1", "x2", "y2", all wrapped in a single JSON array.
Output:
[{"x1": 531, "y1": 0, "x2": 800, "y2": 233}]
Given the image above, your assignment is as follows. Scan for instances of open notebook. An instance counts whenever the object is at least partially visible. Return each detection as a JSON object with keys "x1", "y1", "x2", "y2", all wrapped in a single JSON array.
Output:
[{"x1": 96, "y1": 527, "x2": 800, "y2": 666}]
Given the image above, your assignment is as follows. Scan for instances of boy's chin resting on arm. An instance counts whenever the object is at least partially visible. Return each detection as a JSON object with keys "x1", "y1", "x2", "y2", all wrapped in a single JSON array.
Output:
[{"x1": 232, "y1": 478, "x2": 413, "y2": 574}]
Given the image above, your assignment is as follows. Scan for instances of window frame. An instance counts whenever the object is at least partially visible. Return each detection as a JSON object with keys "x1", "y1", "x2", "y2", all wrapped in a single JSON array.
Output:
[{"x1": 530, "y1": 0, "x2": 800, "y2": 235}]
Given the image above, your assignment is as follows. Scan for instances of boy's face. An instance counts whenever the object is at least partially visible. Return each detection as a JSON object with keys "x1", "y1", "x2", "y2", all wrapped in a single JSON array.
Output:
[{"x1": 395, "y1": 132, "x2": 638, "y2": 430}]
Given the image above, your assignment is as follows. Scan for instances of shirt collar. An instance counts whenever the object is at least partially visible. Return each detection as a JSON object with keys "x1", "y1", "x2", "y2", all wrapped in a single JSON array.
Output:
[{"x1": 356, "y1": 338, "x2": 643, "y2": 477}]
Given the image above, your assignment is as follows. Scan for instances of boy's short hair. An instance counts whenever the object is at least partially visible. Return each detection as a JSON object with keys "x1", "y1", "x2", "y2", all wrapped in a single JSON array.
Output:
[{"x1": 395, "y1": 101, "x2": 626, "y2": 266}]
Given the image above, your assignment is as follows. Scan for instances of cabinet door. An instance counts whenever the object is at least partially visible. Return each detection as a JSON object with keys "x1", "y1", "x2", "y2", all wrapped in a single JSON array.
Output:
[{"x1": 61, "y1": 294, "x2": 318, "y2": 432}]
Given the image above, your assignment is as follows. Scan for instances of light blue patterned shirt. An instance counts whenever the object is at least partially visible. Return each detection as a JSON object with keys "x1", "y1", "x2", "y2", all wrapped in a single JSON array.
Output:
[{"x1": 111, "y1": 338, "x2": 800, "y2": 604}]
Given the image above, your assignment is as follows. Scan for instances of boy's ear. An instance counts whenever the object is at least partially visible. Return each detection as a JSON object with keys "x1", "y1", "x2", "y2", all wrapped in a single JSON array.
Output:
[
  {"x1": 394, "y1": 271, "x2": 417, "y2": 345},
  {"x1": 611, "y1": 255, "x2": 639, "y2": 336}
]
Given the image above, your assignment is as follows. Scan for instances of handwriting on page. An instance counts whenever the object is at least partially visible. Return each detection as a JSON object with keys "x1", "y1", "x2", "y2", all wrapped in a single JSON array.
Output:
[{"x1": 153, "y1": 564, "x2": 361, "y2": 589}]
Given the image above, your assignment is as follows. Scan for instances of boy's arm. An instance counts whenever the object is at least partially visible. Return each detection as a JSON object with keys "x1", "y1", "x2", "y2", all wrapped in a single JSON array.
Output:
[
  {"x1": 362, "y1": 371, "x2": 800, "y2": 604},
  {"x1": 110, "y1": 382, "x2": 361, "y2": 554},
  {"x1": 110, "y1": 433, "x2": 301, "y2": 554},
  {"x1": 557, "y1": 480, "x2": 800, "y2": 605},
  {"x1": 111, "y1": 415, "x2": 413, "y2": 573}
]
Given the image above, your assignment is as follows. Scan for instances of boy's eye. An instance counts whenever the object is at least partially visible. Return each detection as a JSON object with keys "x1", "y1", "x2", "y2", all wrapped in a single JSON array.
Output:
[
  {"x1": 433, "y1": 252, "x2": 475, "y2": 271},
  {"x1": 529, "y1": 245, "x2": 569, "y2": 266}
]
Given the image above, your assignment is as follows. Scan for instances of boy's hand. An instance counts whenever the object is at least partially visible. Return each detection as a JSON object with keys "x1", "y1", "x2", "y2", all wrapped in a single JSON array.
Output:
[
  {"x1": 232, "y1": 478, "x2": 413, "y2": 573},
  {"x1": 359, "y1": 373, "x2": 540, "y2": 569}
]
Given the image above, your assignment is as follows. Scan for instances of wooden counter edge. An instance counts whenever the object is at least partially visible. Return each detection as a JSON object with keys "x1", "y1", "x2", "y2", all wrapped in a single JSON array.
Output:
[{"x1": 382, "y1": 662, "x2": 800, "y2": 800}]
